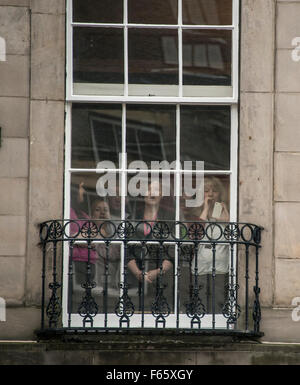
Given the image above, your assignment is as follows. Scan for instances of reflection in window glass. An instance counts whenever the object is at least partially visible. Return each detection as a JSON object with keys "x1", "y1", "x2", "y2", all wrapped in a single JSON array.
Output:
[
  {"x1": 128, "y1": 29, "x2": 178, "y2": 88},
  {"x1": 182, "y1": 0, "x2": 232, "y2": 25},
  {"x1": 73, "y1": 0, "x2": 123, "y2": 23},
  {"x1": 73, "y1": 28, "x2": 124, "y2": 94},
  {"x1": 179, "y1": 174, "x2": 230, "y2": 314},
  {"x1": 180, "y1": 106, "x2": 230, "y2": 170},
  {"x1": 127, "y1": 173, "x2": 175, "y2": 221},
  {"x1": 70, "y1": 171, "x2": 123, "y2": 315},
  {"x1": 180, "y1": 174, "x2": 230, "y2": 221},
  {"x1": 70, "y1": 172, "x2": 122, "y2": 220},
  {"x1": 126, "y1": 105, "x2": 176, "y2": 167},
  {"x1": 182, "y1": 30, "x2": 231, "y2": 86},
  {"x1": 128, "y1": 0, "x2": 178, "y2": 24},
  {"x1": 71, "y1": 104, "x2": 122, "y2": 169}
]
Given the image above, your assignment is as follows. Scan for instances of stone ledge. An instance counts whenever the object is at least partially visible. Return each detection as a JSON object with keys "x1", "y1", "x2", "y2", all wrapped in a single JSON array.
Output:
[{"x1": 1, "y1": 340, "x2": 300, "y2": 365}]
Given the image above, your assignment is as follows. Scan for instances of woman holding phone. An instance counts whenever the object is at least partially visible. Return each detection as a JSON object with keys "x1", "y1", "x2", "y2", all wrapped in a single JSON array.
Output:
[{"x1": 190, "y1": 176, "x2": 230, "y2": 314}]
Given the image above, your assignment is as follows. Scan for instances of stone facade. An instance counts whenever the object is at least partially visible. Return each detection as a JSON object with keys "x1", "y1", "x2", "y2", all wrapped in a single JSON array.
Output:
[
  {"x1": 0, "y1": 0, "x2": 65, "y2": 338},
  {"x1": 1, "y1": 0, "x2": 300, "y2": 350}
]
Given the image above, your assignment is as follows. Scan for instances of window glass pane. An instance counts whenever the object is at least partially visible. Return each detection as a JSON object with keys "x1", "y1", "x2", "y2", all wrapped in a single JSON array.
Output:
[
  {"x1": 128, "y1": 0, "x2": 178, "y2": 24},
  {"x1": 127, "y1": 172, "x2": 176, "y2": 221},
  {"x1": 128, "y1": 28, "x2": 178, "y2": 95},
  {"x1": 69, "y1": 172, "x2": 123, "y2": 314},
  {"x1": 179, "y1": 174, "x2": 230, "y2": 314},
  {"x1": 73, "y1": 0, "x2": 123, "y2": 23},
  {"x1": 73, "y1": 27, "x2": 124, "y2": 95},
  {"x1": 126, "y1": 172, "x2": 175, "y2": 314},
  {"x1": 180, "y1": 174, "x2": 230, "y2": 221},
  {"x1": 126, "y1": 105, "x2": 176, "y2": 167},
  {"x1": 180, "y1": 106, "x2": 230, "y2": 170},
  {"x1": 182, "y1": 0, "x2": 232, "y2": 25},
  {"x1": 182, "y1": 30, "x2": 231, "y2": 87},
  {"x1": 71, "y1": 104, "x2": 122, "y2": 169},
  {"x1": 70, "y1": 172, "x2": 122, "y2": 220}
]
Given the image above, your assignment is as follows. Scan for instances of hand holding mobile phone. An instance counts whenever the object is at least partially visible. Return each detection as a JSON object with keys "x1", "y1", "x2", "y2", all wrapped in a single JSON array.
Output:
[{"x1": 211, "y1": 202, "x2": 223, "y2": 219}]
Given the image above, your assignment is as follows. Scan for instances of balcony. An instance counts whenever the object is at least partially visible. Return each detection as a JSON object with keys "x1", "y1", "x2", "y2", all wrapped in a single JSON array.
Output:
[{"x1": 37, "y1": 219, "x2": 263, "y2": 340}]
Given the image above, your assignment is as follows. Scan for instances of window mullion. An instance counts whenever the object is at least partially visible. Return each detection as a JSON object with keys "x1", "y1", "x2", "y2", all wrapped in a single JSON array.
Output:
[
  {"x1": 178, "y1": 0, "x2": 182, "y2": 97},
  {"x1": 124, "y1": 0, "x2": 128, "y2": 97},
  {"x1": 232, "y1": 0, "x2": 240, "y2": 101}
]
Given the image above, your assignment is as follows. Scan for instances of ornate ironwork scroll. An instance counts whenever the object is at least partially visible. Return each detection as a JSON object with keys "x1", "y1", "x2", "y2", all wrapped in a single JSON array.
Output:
[
  {"x1": 38, "y1": 219, "x2": 264, "y2": 336},
  {"x1": 45, "y1": 241, "x2": 62, "y2": 328},
  {"x1": 115, "y1": 241, "x2": 134, "y2": 327},
  {"x1": 185, "y1": 242, "x2": 206, "y2": 328}
]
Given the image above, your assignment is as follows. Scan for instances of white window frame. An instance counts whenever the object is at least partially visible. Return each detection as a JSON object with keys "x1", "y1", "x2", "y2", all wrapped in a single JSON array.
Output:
[{"x1": 63, "y1": 0, "x2": 240, "y2": 329}]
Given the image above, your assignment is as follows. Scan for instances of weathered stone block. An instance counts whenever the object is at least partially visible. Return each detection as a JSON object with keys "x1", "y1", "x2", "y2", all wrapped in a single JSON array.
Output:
[
  {"x1": 275, "y1": 94, "x2": 300, "y2": 151},
  {"x1": 0, "y1": 6, "x2": 29, "y2": 55},
  {"x1": 239, "y1": 92, "x2": 274, "y2": 306},
  {"x1": 276, "y1": 49, "x2": 300, "y2": 92},
  {"x1": 26, "y1": 100, "x2": 64, "y2": 305},
  {"x1": 275, "y1": 203, "x2": 300, "y2": 259},
  {"x1": 275, "y1": 258, "x2": 300, "y2": 306},
  {"x1": 240, "y1": 0, "x2": 275, "y2": 92},
  {"x1": 0, "y1": 97, "x2": 29, "y2": 138},
  {"x1": 0, "y1": 138, "x2": 28, "y2": 178},
  {"x1": 0, "y1": 55, "x2": 29, "y2": 97},
  {"x1": 28, "y1": 100, "x2": 64, "y2": 221},
  {"x1": 275, "y1": 153, "x2": 300, "y2": 202},
  {"x1": 0, "y1": 178, "x2": 27, "y2": 216},
  {"x1": 0, "y1": 307, "x2": 40, "y2": 341},
  {"x1": 261, "y1": 308, "x2": 300, "y2": 343},
  {"x1": 0, "y1": 1, "x2": 28, "y2": 5},
  {"x1": 30, "y1": 14, "x2": 65, "y2": 100},
  {"x1": 277, "y1": 3, "x2": 300, "y2": 49},
  {"x1": 0, "y1": 216, "x2": 26, "y2": 256},
  {"x1": 277, "y1": 0, "x2": 300, "y2": 3},
  {"x1": 30, "y1": 0, "x2": 65, "y2": 14},
  {"x1": 0, "y1": 257, "x2": 25, "y2": 301}
]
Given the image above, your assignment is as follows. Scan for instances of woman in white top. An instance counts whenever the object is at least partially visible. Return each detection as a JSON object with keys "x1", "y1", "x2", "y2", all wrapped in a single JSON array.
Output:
[{"x1": 189, "y1": 176, "x2": 230, "y2": 314}]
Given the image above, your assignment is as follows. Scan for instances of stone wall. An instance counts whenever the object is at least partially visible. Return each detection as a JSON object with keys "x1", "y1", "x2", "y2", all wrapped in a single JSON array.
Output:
[
  {"x1": 0, "y1": 0, "x2": 65, "y2": 339},
  {"x1": 274, "y1": 0, "x2": 300, "y2": 305},
  {"x1": 2, "y1": 338, "x2": 300, "y2": 365}
]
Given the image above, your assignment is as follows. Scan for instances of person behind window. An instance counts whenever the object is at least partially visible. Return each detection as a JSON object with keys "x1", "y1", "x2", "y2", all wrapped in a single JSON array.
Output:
[
  {"x1": 70, "y1": 181, "x2": 98, "y2": 269},
  {"x1": 197, "y1": 176, "x2": 229, "y2": 313},
  {"x1": 91, "y1": 198, "x2": 121, "y2": 307},
  {"x1": 69, "y1": 181, "x2": 98, "y2": 312},
  {"x1": 128, "y1": 179, "x2": 173, "y2": 283},
  {"x1": 181, "y1": 176, "x2": 230, "y2": 314},
  {"x1": 127, "y1": 178, "x2": 174, "y2": 312}
]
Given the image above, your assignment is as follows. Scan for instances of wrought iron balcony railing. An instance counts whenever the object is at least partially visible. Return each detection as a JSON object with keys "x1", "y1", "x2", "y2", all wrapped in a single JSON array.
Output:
[{"x1": 37, "y1": 219, "x2": 263, "y2": 338}]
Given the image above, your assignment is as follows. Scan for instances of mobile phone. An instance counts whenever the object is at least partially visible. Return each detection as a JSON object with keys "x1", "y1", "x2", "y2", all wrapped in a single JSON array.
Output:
[{"x1": 211, "y1": 202, "x2": 223, "y2": 219}]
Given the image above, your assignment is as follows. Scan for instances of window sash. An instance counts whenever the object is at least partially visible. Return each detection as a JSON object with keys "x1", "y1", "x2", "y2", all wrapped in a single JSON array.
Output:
[
  {"x1": 63, "y1": 0, "x2": 240, "y2": 328},
  {"x1": 66, "y1": 0, "x2": 239, "y2": 102}
]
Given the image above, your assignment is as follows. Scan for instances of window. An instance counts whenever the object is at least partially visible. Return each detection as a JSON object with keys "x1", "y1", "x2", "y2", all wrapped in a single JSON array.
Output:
[{"x1": 64, "y1": 0, "x2": 239, "y2": 329}]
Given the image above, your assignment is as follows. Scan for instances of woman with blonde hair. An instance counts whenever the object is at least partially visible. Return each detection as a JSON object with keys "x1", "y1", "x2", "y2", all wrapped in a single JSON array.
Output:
[{"x1": 189, "y1": 176, "x2": 230, "y2": 314}]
